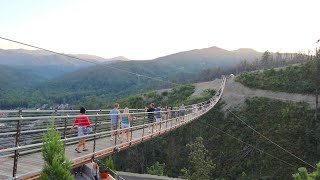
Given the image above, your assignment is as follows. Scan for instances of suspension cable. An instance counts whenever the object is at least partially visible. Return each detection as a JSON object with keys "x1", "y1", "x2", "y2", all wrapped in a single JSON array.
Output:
[
  {"x1": 227, "y1": 108, "x2": 316, "y2": 169},
  {"x1": 200, "y1": 121, "x2": 296, "y2": 168}
]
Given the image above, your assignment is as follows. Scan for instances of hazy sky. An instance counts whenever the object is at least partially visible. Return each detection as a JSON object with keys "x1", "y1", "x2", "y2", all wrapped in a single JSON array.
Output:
[{"x1": 0, "y1": 0, "x2": 319, "y2": 59}]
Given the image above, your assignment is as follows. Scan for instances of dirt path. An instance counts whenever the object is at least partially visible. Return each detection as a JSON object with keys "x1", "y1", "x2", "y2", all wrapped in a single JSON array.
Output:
[
  {"x1": 222, "y1": 76, "x2": 316, "y2": 109},
  {"x1": 157, "y1": 77, "x2": 315, "y2": 109}
]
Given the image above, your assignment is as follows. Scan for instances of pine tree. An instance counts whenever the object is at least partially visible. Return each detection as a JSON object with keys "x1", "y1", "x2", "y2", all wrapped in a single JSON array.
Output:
[
  {"x1": 181, "y1": 137, "x2": 215, "y2": 180},
  {"x1": 39, "y1": 123, "x2": 73, "y2": 180},
  {"x1": 292, "y1": 162, "x2": 320, "y2": 180}
]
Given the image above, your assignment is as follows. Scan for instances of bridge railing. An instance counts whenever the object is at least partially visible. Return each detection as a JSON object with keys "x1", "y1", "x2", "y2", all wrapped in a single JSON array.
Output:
[{"x1": 0, "y1": 77, "x2": 226, "y2": 179}]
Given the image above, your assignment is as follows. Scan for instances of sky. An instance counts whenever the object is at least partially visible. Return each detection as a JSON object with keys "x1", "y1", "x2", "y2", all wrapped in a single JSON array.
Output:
[{"x1": 0, "y1": 0, "x2": 319, "y2": 60}]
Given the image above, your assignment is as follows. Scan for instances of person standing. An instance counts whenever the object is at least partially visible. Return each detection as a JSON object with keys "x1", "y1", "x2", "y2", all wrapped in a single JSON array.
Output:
[
  {"x1": 180, "y1": 104, "x2": 186, "y2": 122},
  {"x1": 147, "y1": 103, "x2": 155, "y2": 133},
  {"x1": 155, "y1": 105, "x2": 162, "y2": 131},
  {"x1": 110, "y1": 103, "x2": 121, "y2": 141},
  {"x1": 72, "y1": 107, "x2": 91, "y2": 153},
  {"x1": 91, "y1": 157, "x2": 99, "y2": 180},
  {"x1": 121, "y1": 107, "x2": 132, "y2": 142}
]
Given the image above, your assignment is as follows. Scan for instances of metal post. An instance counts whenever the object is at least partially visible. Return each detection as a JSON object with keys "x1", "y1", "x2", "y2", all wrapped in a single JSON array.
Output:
[
  {"x1": 165, "y1": 112, "x2": 168, "y2": 132},
  {"x1": 93, "y1": 116, "x2": 98, "y2": 153},
  {"x1": 142, "y1": 112, "x2": 145, "y2": 141},
  {"x1": 171, "y1": 111, "x2": 173, "y2": 128},
  {"x1": 114, "y1": 119, "x2": 118, "y2": 147},
  {"x1": 13, "y1": 109, "x2": 22, "y2": 178},
  {"x1": 129, "y1": 122, "x2": 133, "y2": 145},
  {"x1": 151, "y1": 114, "x2": 154, "y2": 137},
  {"x1": 159, "y1": 111, "x2": 162, "y2": 134},
  {"x1": 63, "y1": 117, "x2": 67, "y2": 148}
]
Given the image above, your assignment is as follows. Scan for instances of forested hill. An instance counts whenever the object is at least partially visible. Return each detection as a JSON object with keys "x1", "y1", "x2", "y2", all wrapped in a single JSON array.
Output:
[
  {"x1": 0, "y1": 47, "x2": 308, "y2": 109},
  {"x1": 0, "y1": 65, "x2": 44, "y2": 87},
  {"x1": 235, "y1": 60, "x2": 317, "y2": 94}
]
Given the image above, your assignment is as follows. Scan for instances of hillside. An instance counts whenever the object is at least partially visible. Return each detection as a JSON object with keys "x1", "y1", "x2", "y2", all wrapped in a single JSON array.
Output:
[
  {"x1": 235, "y1": 60, "x2": 316, "y2": 94},
  {"x1": 222, "y1": 76, "x2": 315, "y2": 109},
  {"x1": 0, "y1": 46, "x2": 305, "y2": 109},
  {"x1": 0, "y1": 65, "x2": 44, "y2": 87},
  {"x1": 111, "y1": 87, "x2": 319, "y2": 179}
]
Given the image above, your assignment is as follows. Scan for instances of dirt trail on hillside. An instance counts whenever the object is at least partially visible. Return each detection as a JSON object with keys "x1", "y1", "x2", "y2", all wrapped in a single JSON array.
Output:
[
  {"x1": 222, "y1": 77, "x2": 315, "y2": 109},
  {"x1": 157, "y1": 78, "x2": 315, "y2": 109}
]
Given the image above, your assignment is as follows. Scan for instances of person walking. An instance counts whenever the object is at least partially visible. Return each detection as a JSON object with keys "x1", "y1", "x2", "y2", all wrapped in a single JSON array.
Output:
[
  {"x1": 110, "y1": 103, "x2": 121, "y2": 141},
  {"x1": 72, "y1": 107, "x2": 91, "y2": 153},
  {"x1": 147, "y1": 103, "x2": 155, "y2": 133}
]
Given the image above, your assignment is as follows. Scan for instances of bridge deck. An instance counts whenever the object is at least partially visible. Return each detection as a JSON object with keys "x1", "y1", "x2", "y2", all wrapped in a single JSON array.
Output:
[{"x1": 0, "y1": 116, "x2": 189, "y2": 179}]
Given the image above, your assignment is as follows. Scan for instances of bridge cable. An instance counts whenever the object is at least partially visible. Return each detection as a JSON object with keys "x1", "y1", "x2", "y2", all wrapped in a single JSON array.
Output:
[
  {"x1": 200, "y1": 121, "x2": 296, "y2": 168},
  {"x1": 0, "y1": 36, "x2": 179, "y2": 86},
  {"x1": 226, "y1": 108, "x2": 316, "y2": 169}
]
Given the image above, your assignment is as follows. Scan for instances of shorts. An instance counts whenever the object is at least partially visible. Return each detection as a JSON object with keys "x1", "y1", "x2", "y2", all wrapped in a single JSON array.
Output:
[
  {"x1": 121, "y1": 123, "x2": 130, "y2": 129},
  {"x1": 111, "y1": 123, "x2": 119, "y2": 130},
  {"x1": 78, "y1": 126, "x2": 91, "y2": 137},
  {"x1": 156, "y1": 118, "x2": 161, "y2": 123},
  {"x1": 148, "y1": 117, "x2": 155, "y2": 123}
]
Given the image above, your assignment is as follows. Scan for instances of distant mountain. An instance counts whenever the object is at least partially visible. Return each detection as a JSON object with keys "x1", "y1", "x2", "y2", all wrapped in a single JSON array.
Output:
[
  {"x1": 41, "y1": 46, "x2": 263, "y2": 101},
  {"x1": 155, "y1": 46, "x2": 262, "y2": 71},
  {"x1": 0, "y1": 49, "x2": 118, "y2": 79},
  {"x1": 0, "y1": 46, "x2": 266, "y2": 108},
  {"x1": 109, "y1": 56, "x2": 130, "y2": 61}
]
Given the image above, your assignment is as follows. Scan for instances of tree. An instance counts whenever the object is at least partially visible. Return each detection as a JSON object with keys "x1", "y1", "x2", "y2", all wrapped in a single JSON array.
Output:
[
  {"x1": 292, "y1": 162, "x2": 320, "y2": 179},
  {"x1": 261, "y1": 51, "x2": 272, "y2": 67},
  {"x1": 147, "y1": 161, "x2": 165, "y2": 176},
  {"x1": 181, "y1": 137, "x2": 215, "y2": 180},
  {"x1": 39, "y1": 122, "x2": 73, "y2": 180}
]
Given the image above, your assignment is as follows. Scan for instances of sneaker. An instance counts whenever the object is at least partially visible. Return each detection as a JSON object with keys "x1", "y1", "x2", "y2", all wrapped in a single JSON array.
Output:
[
  {"x1": 148, "y1": 130, "x2": 151, "y2": 133},
  {"x1": 110, "y1": 137, "x2": 114, "y2": 141}
]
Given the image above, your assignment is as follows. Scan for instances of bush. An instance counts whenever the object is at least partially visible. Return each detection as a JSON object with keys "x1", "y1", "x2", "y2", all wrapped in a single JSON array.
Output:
[{"x1": 147, "y1": 161, "x2": 165, "y2": 176}]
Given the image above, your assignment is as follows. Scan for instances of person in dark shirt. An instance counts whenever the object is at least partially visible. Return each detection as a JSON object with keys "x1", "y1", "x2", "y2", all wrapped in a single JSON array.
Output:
[{"x1": 147, "y1": 103, "x2": 155, "y2": 133}]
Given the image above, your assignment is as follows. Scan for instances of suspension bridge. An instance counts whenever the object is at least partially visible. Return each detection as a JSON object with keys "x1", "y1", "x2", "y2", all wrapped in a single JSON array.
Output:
[
  {"x1": 0, "y1": 36, "x2": 317, "y2": 180},
  {"x1": 0, "y1": 77, "x2": 226, "y2": 180}
]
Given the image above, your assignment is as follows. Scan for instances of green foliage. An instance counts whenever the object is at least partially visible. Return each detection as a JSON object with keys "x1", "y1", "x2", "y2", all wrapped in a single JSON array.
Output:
[
  {"x1": 147, "y1": 161, "x2": 165, "y2": 176},
  {"x1": 236, "y1": 60, "x2": 317, "y2": 94},
  {"x1": 181, "y1": 137, "x2": 215, "y2": 180},
  {"x1": 292, "y1": 163, "x2": 320, "y2": 180},
  {"x1": 106, "y1": 156, "x2": 115, "y2": 171},
  {"x1": 39, "y1": 122, "x2": 72, "y2": 180},
  {"x1": 98, "y1": 156, "x2": 115, "y2": 172},
  {"x1": 116, "y1": 84, "x2": 199, "y2": 108}
]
